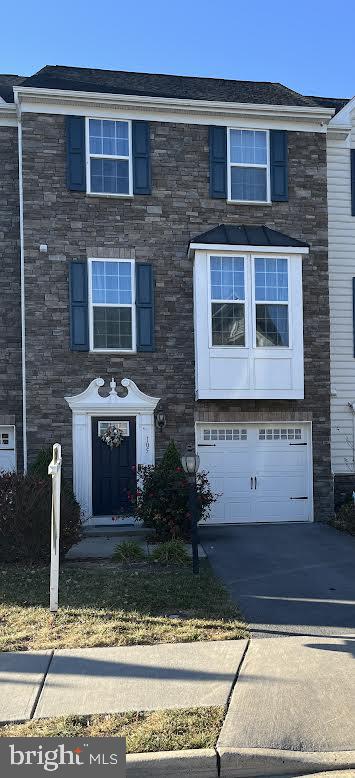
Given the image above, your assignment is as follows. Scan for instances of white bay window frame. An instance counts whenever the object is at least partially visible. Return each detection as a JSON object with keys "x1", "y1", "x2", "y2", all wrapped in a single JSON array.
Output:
[
  {"x1": 227, "y1": 128, "x2": 271, "y2": 205},
  {"x1": 85, "y1": 117, "x2": 133, "y2": 197},
  {"x1": 88, "y1": 257, "x2": 136, "y2": 353},
  {"x1": 194, "y1": 247, "x2": 305, "y2": 400}
]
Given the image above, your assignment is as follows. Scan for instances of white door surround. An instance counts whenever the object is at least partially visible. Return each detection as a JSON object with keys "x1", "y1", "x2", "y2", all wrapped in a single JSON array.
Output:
[
  {"x1": 196, "y1": 421, "x2": 313, "y2": 524},
  {"x1": 65, "y1": 377, "x2": 160, "y2": 521}
]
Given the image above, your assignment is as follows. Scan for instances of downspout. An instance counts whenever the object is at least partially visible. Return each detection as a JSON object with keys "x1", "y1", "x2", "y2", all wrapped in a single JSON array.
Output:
[{"x1": 16, "y1": 97, "x2": 27, "y2": 473}]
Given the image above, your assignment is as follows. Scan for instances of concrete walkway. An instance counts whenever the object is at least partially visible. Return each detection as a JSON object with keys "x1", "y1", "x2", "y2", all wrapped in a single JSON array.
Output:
[
  {"x1": 201, "y1": 523, "x2": 355, "y2": 638},
  {"x1": 217, "y1": 635, "x2": 355, "y2": 776},
  {"x1": 66, "y1": 536, "x2": 206, "y2": 560},
  {"x1": 0, "y1": 640, "x2": 247, "y2": 723}
]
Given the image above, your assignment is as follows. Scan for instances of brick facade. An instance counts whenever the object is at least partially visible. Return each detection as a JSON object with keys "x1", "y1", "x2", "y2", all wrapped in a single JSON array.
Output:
[
  {"x1": 20, "y1": 113, "x2": 332, "y2": 520},
  {"x1": 0, "y1": 125, "x2": 22, "y2": 466}
]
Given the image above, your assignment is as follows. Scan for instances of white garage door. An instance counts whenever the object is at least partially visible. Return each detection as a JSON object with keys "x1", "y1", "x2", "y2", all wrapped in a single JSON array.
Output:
[{"x1": 197, "y1": 423, "x2": 312, "y2": 523}]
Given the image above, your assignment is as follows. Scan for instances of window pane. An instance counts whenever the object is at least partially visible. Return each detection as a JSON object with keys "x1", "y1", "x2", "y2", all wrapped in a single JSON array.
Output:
[
  {"x1": 211, "y1": 302, "x2": 245, "y2": 346},
  {"x1": 93, "y1": 307, "x2": 132, "y2": 349},
  {"x1": 231, "y1": 167, "x2": 267, "y2": 201},
  {"x1": 256, "y1": 304, "x2": 289, "y2": 347},
  {"x1": 230, "y1": 129, "x2": 267, "y2": 165},
  {"x1": 90, "y1": 158, "x2": 129, "y2": 194},
  {"x1": 89, "y1": 119, "x2": 129, "y2": 157},
  {"x1": 92, "y1": 261, "x2": 132, "y2": 304},
  {"x1": 210, "y1": 256, "x2": 244, "y2": 300},
  {"x1": 254, "y1": 258, "x2": 288, "y2": 301}
]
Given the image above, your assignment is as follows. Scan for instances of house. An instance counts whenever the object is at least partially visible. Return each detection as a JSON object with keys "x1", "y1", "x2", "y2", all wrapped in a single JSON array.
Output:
[
  {"x1": 0, "y1": 65, "x2": 336, "y2": 524},
  {"x1": 326, "y1": 94, "x2": 355, "y2": 507}
]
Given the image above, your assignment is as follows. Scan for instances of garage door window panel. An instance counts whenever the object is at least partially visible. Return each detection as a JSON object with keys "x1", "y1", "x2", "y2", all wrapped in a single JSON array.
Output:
[{"x1": 210, "y1": 256, "x2": 246, "y2": 346}]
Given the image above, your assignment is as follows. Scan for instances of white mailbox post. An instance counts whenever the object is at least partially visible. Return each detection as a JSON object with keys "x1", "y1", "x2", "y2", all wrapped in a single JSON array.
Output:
[{"x1": 48, "y1": 443, "x2": 62, "y2": 613}]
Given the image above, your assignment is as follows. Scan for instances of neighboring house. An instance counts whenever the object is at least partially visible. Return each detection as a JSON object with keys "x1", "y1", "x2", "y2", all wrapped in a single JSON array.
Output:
[
  {"x1": 326, "y1": 95, "x2": 355, "y2": 506},
  {"x1": 0, "y1": 65, "x2": 336, "y2": 524}
]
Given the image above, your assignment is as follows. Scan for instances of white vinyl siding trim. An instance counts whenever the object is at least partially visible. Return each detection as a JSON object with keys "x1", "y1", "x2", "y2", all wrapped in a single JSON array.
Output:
[
  {"x1": 328, "y1": 122, "x2": 355, "y2": 474},
  {"x1": 88, "y1": 257, "x2": 136, "y2": 353},
  {"x1": 227, "y1": 128, "x2": 271, "y2": 204},
  {"x1": 85, "y1": 117, "x2": 133, "y2": 197}
]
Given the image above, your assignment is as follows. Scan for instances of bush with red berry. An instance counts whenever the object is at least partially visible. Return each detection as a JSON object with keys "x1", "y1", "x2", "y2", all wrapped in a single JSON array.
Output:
[{"x1": 131, "y1": 440, "x2": 218, "y2": 540}]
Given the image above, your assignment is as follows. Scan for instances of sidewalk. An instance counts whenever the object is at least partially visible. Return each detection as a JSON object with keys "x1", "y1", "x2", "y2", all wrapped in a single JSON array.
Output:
[
  {"x1": 1, "y1": 636, "x2": 355, "y2": 777},
  {"x1": 0, "y1": 640, "x2": 247, "y2": 723}
]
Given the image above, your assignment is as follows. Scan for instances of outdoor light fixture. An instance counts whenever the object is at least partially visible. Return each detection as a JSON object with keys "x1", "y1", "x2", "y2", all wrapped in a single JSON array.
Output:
[
  {"x1": 181, "y1": 445, "x2": 200, "y2": 475},
  {"x1": 155, "y1": 411, "x2": 166, "y2": 432},
  {"x1": 181, "y1": 444, "x2": 200, "y2": 574}
]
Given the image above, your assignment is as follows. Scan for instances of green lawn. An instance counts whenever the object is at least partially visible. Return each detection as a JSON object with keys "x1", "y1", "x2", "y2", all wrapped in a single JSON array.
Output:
[
  {"x1": 0, "y1": 707, "x2": 225, "y2": 752},
  {"x1": 0, "y1": 561, "x2": 247, "y2": 651}
]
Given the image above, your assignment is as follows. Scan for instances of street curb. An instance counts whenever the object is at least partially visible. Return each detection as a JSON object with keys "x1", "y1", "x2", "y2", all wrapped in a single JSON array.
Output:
[
  {"x1": 295, "y1": 772, "x2": 355, "y2": 777},
  {"x1": 217, "y1": 748, "x2": 355, "y2": 777},
  {"x1": 126, "y1": 748, "x2": 218, "y2": 777}
]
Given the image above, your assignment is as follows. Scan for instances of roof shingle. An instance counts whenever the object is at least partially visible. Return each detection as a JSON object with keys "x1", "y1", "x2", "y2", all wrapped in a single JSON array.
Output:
[
  {"x1": 190, "y1": 224, "x2": 309, "y2": 248},
  {"x1": 19, "y1": 65, "x2": 323, "y2": 108}
]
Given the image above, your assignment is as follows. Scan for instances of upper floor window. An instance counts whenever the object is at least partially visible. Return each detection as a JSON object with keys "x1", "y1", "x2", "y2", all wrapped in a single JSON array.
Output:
[
  {"x1": 210, "y1": 256, "x2": 245, "y2": 346},
  {"x1": 255, "y1": 258, "x2": 289, "y2": 347},
  {"x1": 228, "y1": 129, "x2": 270, "y2": 203},
  {"x1": 89, "y1": 258, "x2": 135, "y2": 351},
  {"x1": 209, "y1": 255, "x2": 289, "y2": 348},
  {"x1": 87, "y1": 119, "x2": 132, "y2": 196}
]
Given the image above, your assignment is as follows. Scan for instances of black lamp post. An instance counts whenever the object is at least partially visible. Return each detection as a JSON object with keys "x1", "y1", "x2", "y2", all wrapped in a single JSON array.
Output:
[{"x1": 181, "y1": 444, "x2": 200, "y2": 575}]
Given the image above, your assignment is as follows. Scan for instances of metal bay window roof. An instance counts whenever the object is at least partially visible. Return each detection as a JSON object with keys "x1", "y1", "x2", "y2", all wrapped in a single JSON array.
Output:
[{"x1": 188, "y1": 225, "x2": 309, "y2": 256}]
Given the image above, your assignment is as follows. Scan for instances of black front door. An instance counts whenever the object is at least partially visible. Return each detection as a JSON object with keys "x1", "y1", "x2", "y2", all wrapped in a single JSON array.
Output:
[{"x1": 92, "y1": 417, "x2": 136, "y2": 516}]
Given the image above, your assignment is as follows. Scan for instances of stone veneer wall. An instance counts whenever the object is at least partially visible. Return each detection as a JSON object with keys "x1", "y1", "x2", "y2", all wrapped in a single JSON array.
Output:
[
  {"x1": 21, "y1": 114, "x2": 332, "y2": 519},
  {"x1": 0, "y1": 125, "x2": 22, "y2": 468}
]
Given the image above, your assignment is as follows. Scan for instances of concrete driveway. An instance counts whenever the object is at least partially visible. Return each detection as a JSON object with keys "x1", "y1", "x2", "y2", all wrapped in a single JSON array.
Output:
[{"x1": 200, "y1": 523, "x2": 355, "y2": 638}]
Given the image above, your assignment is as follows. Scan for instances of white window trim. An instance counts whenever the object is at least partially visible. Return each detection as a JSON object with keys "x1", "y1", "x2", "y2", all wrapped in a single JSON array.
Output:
[
  {"x1": 88, "y1": 257, "x2": 136, "y2": 353},
  {"x1": 227, "y1": 128, "x2": 271, "y2": 204},
  {"x1": 251, "y1": 255, "x2": 291, "y2": 350},
  {"x1": 207, "y1": 252, "x2": 292, "y2": 351},
  {"x1": 85, "y1": 117, "x2": 133, "y2": 197},
  {"x1": 207, "y1": 254, "x2": 248, "y2": 349}
]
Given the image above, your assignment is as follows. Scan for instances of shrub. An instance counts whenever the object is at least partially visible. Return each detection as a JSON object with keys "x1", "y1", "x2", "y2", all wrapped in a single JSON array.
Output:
[
  {"x1": 331, "y1": 500, "x2": 355, "y2": 535},
  {"x1": 0, "y1": 463, "x2": 82, "y2": 563},
  {"x1": 132, "y1": 440, "x2": 218, "y2": 541},
  {"x1": 150, "y1": 539, "x2": 189, "y2": 565},
  {"x1": 113, "y1": 540, "x2": 145, "y2": 563}
]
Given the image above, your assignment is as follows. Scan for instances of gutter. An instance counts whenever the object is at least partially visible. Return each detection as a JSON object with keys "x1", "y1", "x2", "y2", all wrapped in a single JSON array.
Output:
[
  {"x1": 15, "y1": 96, "x2": 27, "y2": 473},
  {"x1": 13, "y1": 85, "x2": 335, "y2": 124}
]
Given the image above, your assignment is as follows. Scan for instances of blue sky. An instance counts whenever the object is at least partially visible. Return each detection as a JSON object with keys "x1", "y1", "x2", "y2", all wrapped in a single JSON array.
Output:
[{"x1": 1, "y1": 0, "x2": 354, "y2": 99}]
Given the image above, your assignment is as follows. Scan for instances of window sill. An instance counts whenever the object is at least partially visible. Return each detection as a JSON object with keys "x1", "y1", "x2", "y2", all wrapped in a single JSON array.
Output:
[
  {"x1": 86, "y1": 192, "x2": 134, "y2": 200},
  {"x1": 227, "y1": 199, "x2": 272, "y2": 206},
  {"x1": 90, "y1": 349, "x2": 137, "y2": 354}
]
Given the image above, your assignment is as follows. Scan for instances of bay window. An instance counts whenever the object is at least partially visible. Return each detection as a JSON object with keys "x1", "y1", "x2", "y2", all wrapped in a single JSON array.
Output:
[
  {"x1": 209, "y1": 255, "x2": 289, "y2": 348},
  {"x1": 254, "y1": 258, "x2": 289, "y2": 347},
  {"x1": 210, "y1": 256, "x2": 245, "y2": 346}
]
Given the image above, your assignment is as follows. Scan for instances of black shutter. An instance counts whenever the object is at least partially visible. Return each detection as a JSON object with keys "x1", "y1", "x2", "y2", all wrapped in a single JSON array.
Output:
[
  {"x1": 69, "y1": 262, "x2": 89, "y2": 351},
  {"x1": 270, "y1": 130, "x2": 288, "y2": 201},
  {"x1": 132, "y1": 121, "x2": 151, "y2": 195},
  {"x1": 351, "y1": 149, "x2": 355, "y2": 216},
  {"x1": 66, "y1": 116, "x2": 86, "y2": 191},
  {"x1": 209, "y1": 126, "x2": 227, "y2": 199},
  {"x1": 136, "y1": 263, "x2": 155, "y2": 352}
]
